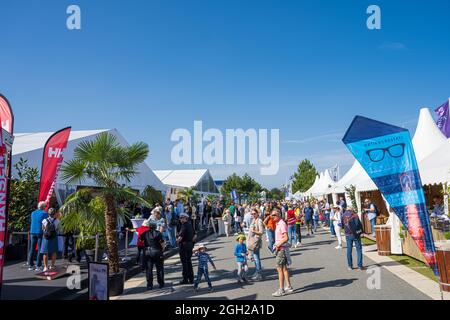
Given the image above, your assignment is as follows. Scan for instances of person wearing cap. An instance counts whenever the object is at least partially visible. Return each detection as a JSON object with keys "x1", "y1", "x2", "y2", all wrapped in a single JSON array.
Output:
[
  {"x1": 193, "y1": 243, "x2": 216, "y2": 292},
  {"x1": 41, "y1": 208, "x2": 60, "y2": 272},
  {"x1": 177, "y1": 212, "x2": 195, "y2": 284},
  {"x1": 140, "y1": 219, "x2": 166, "y2": 290}
]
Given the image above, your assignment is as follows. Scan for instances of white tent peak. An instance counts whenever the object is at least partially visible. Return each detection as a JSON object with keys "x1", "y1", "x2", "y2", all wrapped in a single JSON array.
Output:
[{"x1": 412, "y1": 107, "x2": 447, "y2": 161}]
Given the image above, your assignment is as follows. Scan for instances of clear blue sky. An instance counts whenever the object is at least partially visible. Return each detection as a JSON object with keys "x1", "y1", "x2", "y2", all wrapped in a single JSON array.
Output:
[{"x1": 2, "y1": 0, "x2": 450, "y2": 188}]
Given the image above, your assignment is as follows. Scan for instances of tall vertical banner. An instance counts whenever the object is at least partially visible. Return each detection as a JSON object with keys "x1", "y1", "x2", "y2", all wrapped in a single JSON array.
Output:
[
  {"x1": 435, "y1": 99, "x2": 450, "y2": 138},
  {"x1": 343, "y1": 116, "x2": 438, "y2": 274},
  {"x1": 0, "y1": 94, "x2": 14, "y2": 295},
  {"x1": 38, "y1": 127, "x2": 71, "y2": 210},
  {"x1": 231, "y1": 189, "x2": 238, "y2": 202}
]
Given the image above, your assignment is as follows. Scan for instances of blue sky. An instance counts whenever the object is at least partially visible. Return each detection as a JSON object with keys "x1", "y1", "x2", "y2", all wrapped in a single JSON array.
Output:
[{"x1": 1, "y1": 0, "x2": 450, "y2": 188}]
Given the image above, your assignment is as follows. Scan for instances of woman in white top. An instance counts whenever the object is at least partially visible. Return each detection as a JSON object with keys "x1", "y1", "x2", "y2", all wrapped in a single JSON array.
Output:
[
  {"x1": 222, "y1": 209, "x2": 231, "y2": 237},
  {"x1": 331, "y1": 206, "x2": 342, "y2": 249}
]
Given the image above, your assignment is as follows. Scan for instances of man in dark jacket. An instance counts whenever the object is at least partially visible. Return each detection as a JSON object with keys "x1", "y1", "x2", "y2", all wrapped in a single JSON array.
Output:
[
  {"x1": 341, "y1": 207, "x2": 364, "y2": 271},
  {"x1": 140, "y1": 219, "x2": 166, "y2": 290},
  {"x1": 177, "y1": 213, "x2": 195, "y2": 284}
]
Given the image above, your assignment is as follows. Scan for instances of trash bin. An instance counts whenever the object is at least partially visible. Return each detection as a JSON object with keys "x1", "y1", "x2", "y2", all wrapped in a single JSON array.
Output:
[
  {"x1": 375, "y1": 225, "x2": 391, "y2": 256},
  {"x1": 435, "y1": 240, "x2": 450, "y2": 293}
]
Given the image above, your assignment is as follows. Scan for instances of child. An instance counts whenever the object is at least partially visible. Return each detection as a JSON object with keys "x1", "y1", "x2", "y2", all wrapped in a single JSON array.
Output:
[
  {"x1": 234, "y1": 234, "x2": 249, "y2": 283},
  {"x1": 222, "y1": 209, "x2": 231, "y2": 237},
  {"x1": 193, "y1": 243, "x2": 216, "y2": 292}
]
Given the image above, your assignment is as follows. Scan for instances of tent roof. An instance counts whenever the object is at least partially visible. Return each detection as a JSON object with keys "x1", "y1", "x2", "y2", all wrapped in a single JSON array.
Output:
[
  {"x1": 412, "y1": 108, "x2": 447, "y2": 161},
  {"x1": 13, "y1": 130, "x2": 109, "y2": 156},
  {"x1": 153, "y1": 169, "x2": 210, "y2": 188},
  {"x1": 11, "y1": 129, "x2": 166, "y2": 192},
  {"x1": 419, "y1": 138, "x2": 450, "y2": 185}
]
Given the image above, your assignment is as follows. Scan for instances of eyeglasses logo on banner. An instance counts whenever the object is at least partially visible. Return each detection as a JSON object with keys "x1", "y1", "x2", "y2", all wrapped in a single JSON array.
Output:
[{"x1": 366, "y1": 143, "x2": 405, "y2": 162}]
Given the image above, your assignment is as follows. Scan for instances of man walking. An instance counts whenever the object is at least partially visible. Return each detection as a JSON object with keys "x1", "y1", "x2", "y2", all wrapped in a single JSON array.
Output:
[
  {"x1": 271, "y1": 208, "x2": 294, "y2": 297},
  {"x1": 177, "y1": 213, "x2": 195, "y2": 284},
  {"x1": 341, "y1": 207, "x2": 365, "y2": 271},
  {"x1": 140, "y1": 219, "x2": 166, "y2": 290},
  {"x1": 303, "y1": 202, "x2": 314, "y2": 236},
  {"x1": 27, "y1": 201, "x2": 48, "y2": 271}
]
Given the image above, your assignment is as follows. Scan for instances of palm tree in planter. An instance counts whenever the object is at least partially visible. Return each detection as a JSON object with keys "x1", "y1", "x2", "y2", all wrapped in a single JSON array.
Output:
[{"x1": 60, "y1": 133, "x2": 151, "y2": 293}]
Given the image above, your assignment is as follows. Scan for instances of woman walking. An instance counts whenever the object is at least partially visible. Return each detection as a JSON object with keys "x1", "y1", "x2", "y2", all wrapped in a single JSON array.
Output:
[
  {"x1": 222, "y1": 209, "x2": 231, "y2": 237},
  {"x1": 286, "y1": 206, "x2": 297, "y2": 247},
  {"x1": 248, "y1": 208, "x2": 264, "y2": 281},
  {"x1": 331, "y1": 206, "x2": 343, "y2": 249}
]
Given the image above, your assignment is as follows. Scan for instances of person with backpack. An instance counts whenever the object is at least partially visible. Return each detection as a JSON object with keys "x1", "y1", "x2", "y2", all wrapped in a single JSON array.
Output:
[
  {"x1": 40, "y1": 208, "x2": 60, "y2": 272},
  {"x1": 341, "y1": 207, "x2": 365, "y2": 271}
]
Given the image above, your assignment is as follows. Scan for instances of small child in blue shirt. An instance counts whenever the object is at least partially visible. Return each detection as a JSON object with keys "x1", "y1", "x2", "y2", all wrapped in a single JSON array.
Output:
[
  {"x1": 194, "y1": 243, "x2": 216, "y2": 292},
  {"x1": 234, "y1": 234, "x2": 249, "y2": 283}
]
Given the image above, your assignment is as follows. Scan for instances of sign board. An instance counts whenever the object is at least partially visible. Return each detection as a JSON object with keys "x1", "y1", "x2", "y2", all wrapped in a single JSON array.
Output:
[{"x1": 88, "y1": 262, "x2": 109, "y2": 300}]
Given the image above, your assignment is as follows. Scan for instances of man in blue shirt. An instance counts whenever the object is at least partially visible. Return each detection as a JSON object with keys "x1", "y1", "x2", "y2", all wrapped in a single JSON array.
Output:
[
  {"x1": 302, "y1": 203, "x2": 314, "y2": 236},
  {"x1": 27, "y1": 201, "x2": 48, "y2": 271}
]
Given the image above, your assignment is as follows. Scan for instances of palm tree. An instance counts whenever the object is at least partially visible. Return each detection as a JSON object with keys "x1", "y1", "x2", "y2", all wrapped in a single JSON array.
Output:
[
  {"x1": 177, "y1": 187, "x2": 198, "y2": 204},
  {"x1": 60, "y1": 133, "x2": 150, "y2": 274}
]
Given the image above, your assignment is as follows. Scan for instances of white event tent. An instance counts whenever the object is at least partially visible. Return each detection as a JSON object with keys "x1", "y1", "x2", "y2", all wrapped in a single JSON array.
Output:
[{"x1": 12, "y1": 129, "x2": 166, "y2": 205}]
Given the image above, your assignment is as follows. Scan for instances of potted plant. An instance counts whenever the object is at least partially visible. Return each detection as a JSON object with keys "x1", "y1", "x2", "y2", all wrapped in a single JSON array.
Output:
[
  {"x1": 76, "y1": 233, "x2": 107, "y2": 262},
  {"x1": 60, "y1": 133, "x2": 151, "y2": 296}
]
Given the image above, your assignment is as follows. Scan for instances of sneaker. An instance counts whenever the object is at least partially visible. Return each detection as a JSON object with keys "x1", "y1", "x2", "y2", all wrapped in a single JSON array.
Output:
[
  {"x1": 347, "y1": 267, "x2": 353, "y2": 271},
  {"x1": 208, "y1": 287, "x2": 214, "y2": 293},
  {"x1": 43, "y1": 267, "x2": 49, "y2": 272},
  {"x1": 358, "y1": 267, "x2": 366, "y2": 271},
  {"x1": 28, "y1": 266, "x2": 36, "y2": 271},
  {"x1": 296, "y1": 242, "x2": 301, "y2": 247},
  {"x1": 272, "y1": 288, "x2": 285, "y2": 297},
  {"x1": 335, "y1": 245, "x2": 342, "y2": 249},
  {"x1": 251, "y1": 273, "x2": 262, "y2": 281},
  {"x1": 194, "y1": 286, "x2": 199, "y2": 292},
  {"x1": 284, "y1": 286, "x2": 294, "y2": 294}
]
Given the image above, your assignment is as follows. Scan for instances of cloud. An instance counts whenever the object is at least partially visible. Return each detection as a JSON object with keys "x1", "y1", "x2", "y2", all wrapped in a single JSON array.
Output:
[{"x1": 379, "y1": 42, "x2": 408, "y2": 51}]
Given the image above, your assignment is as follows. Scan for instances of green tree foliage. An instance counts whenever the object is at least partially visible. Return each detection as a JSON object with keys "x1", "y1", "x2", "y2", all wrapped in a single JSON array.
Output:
[
  {"x1": 60, "y1": 132, "x2": 151, "y2": 274},
  {"x1": 220, "y1": 173, "x2": 262, "y2": 202},
  {"x1": 142, "y1": 185, "x2": 164, "y2": 206},
  {"x1": 177, "y1": 187, "x2": 199, "y2": 204},
  {"x1": 292, "y1": 159, "x2": 318, "y2": 193},
  {"x1": 9, "y1": 158, "x2": 39, "y2": 232},
  {"x1": 268, "y1": 188, "x2": 284, "y2": 200}
]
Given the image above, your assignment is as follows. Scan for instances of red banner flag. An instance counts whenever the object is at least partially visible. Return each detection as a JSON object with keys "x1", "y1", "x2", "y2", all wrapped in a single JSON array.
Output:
[
  {"x1": 0, "y1": 94, "x2": 14, "y2": 134},
  {"x1": 0, "y1": 94, "x2": 13, "y2": 294},
  {"x1": 38, "y1": 127, "x2": 71, "y2": 210}
]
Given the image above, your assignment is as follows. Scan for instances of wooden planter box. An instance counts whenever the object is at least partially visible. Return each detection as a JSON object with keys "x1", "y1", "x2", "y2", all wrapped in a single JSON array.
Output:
[
  {"x1": 435, "y1": 241, "x2": 450, "y2": 293},
  {"x1": 375, "y1": 225, "x2": 391, "y2": 256}
]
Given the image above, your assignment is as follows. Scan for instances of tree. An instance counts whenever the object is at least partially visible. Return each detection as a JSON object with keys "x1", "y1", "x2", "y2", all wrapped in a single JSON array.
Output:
[
  {"x1": 9, "y1": 158, "x2": 39, "y2": 232},
  {"x1": 60, "y1": 132, "x2": 151, "y2": 274},
  {"x1": 292, "y1": 159, "x2": 318, "y2": 193},
  {"x1": 142, "y1": 185, "x2": 164, "y2": 206},
  {"x1": 220, "y1": 173, "x2": 262, "y2": 202},
  {"x1": 268, "y1": 188, "x2": 284, "y2": 201},
  {"x1": 177, "y1": 187, "x2": 199, "y2": 204}
]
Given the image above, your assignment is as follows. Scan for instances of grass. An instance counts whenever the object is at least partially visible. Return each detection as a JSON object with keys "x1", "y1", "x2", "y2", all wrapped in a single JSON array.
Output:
[
  {"x1": 389, "y1": 254, "x2": 439, "y2": 283},
  {"x1": 361, "y1": 237, "x2": 376, "y2": 246}
]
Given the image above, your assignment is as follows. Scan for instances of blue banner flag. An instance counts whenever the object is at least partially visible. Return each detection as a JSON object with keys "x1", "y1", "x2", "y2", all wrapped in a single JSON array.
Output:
[
  {"x1": 342, "y1": 116, "x2": 438, "y2": 274},
  {"x1": 231, "y1": 189, "x2": 238, "y2": 202}
]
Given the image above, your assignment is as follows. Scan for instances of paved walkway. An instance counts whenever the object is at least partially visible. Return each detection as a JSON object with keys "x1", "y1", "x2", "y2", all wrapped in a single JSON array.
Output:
[{"x1": 113, "y1": 228, "x2": 432, "y2": 300}]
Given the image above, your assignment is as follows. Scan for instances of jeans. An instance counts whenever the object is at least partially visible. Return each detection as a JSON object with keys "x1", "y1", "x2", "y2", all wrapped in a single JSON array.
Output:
[
  {"x1": 168, "y1": 227, "x2": 177, "y2": 248},
  {"x1": 330, "y1": 221, "x2": 336, "y2": 235},
  {"x1": 370, "y1": 218, "x2": 376, "y2": 235},
  {"x1": 288, "y1": 224, "x2": 297, "y2": 246},
  {"x1": 295, "y1": 224, "x2": 302, "y2": 243},
  {"x1": 267, "y1": 229, "x2": 275, "y2": 253},
  {"x1": 325, "y1": 212, "x2": 330, "y2": 227},
  {"x1": 252, "y1": 247, "x2": 262, "y2": 273},
  {"x1": 194, "y1": 267, "x2": 212, "y2": 288},
  {"x1": 28, "y1": 234, "x2": 43, "y2": 267},
  {"x1": 313, "y1": 219, "x2": 319, "y2": 232},
  {"x1": 346, "y1": 235, "x2": 363, "y2": 268}
]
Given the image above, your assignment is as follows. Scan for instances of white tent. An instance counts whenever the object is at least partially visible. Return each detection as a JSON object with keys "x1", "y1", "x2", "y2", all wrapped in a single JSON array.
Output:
[
  {"x1": 419, "y1": 138, "x2": 450, "y2": 185},
  {"x1": 312, "y1": 169, "x2": 336, "y2": 197},
  {"x1": 304, "y1": 174, "x2": 321, "y2": 196},
  {"x1": 12, "y1": 129, "x2": 166, "y2": 194}
]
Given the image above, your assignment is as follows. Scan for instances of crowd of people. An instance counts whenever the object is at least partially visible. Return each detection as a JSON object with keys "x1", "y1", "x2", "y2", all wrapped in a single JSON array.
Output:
[{"x1": 26, "y1": 195, "x2": 371, "y2": 297}]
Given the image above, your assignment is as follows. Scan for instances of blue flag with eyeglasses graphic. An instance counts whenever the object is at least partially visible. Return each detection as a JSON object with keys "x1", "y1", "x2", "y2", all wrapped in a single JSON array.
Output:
[{"x1": 343, "y1": 116, "x2": 438, "y2": 275}]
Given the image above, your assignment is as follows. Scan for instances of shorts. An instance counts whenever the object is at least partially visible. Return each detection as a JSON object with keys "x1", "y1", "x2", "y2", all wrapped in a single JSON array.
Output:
[{"x1": 275, "y1": 249, "x2": 288, "y2": 268}]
